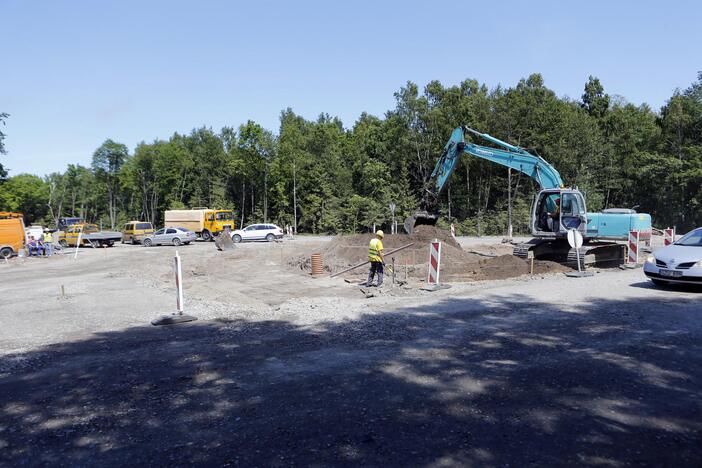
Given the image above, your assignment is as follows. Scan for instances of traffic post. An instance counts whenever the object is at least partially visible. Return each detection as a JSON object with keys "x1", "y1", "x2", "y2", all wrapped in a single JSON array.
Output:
[
  {"x1": 664, "y1": 227, "x2": 675, "y2": 246},
  {"x1": 626, "y1": 230, "x2": 640, "y2": 267},
  {"x1": 151, "y1": 250, "x2": 197, "y2": 326},
  {"x1": 422, "y1": 239, "x2": 451, "y2": 291},
  {"x1": 565, "y1": 228, "x2": 593, "y2": 277}
]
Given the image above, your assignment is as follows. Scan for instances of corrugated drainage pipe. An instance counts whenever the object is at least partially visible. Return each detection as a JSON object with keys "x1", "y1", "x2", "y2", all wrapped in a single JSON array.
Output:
[{"x1": 310, "y1": 253, "x2": 324, "y2": 276}]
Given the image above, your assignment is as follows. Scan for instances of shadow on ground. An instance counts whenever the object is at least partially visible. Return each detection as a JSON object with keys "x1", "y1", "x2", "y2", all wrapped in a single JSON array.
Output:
[{"x1": 1, "y1": 292, "x2": 701, "y2": 466}]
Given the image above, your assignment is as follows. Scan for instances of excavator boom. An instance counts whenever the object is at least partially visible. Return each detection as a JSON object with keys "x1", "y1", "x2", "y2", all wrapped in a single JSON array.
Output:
[{"x1": 405, "y1": 126, "x2": 563, "y2": 233}]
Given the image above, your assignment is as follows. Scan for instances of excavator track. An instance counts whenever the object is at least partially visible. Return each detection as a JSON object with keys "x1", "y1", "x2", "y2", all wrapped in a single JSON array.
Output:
[{"x1": 514, "y1": 239, "x2": 626, "y2": 269}]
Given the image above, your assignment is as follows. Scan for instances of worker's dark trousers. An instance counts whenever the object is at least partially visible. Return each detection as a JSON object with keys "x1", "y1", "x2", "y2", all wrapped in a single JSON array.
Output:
[{"x1": 366, "y1": 261, "x2": 384, "y2": 287}]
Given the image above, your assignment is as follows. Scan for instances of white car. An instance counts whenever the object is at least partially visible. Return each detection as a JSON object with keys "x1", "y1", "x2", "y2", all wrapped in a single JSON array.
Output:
[
  {"x1": 231, "y1": 224, "x2": 284, "y2": 243},
  {"x1": 644, "y1": 227, "x2": 702, "y2": 286}
]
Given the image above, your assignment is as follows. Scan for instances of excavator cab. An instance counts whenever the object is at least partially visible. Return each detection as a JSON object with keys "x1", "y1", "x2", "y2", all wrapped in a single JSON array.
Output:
[{"x1": 532, "y1": 189, "x2": 587, "y2": 238}]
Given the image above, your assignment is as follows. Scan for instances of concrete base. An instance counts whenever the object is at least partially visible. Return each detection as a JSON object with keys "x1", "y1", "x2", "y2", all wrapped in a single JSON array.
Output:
[
  {"x1": 565, "y1": 271, "x2": 595, "y2": 278},
  {"x1": 421, "y1": 284, "x2": 453, "y2": 292},
  {"x1": 151, "y1": 313, "x2": 198, "y2": 326}
]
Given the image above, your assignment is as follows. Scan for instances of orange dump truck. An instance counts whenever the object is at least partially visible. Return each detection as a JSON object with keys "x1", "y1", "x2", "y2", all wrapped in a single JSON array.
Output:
[{"x1": 0, "y1": 212, "x2": 27, "y2": 258}]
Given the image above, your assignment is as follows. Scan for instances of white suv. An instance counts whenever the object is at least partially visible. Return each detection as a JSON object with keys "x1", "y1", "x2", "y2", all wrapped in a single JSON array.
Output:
[{"x1": 231, "y1": 224, "x2": 284, "y2": 243}]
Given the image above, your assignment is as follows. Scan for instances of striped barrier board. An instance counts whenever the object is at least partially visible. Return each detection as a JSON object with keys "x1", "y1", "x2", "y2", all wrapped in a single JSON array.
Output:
[
  {"x1": 639, "y1": 229, "x2": 652, "y2": 248},
  {"x1": 627, "y1": 230, "x2": 640, "y2": 264},
  {"x1": 427, "y1": 240, "x2": 442, "y2": 285},
  {"x1": 664, "y1": 228, "x2": 675, "y2": 246}
]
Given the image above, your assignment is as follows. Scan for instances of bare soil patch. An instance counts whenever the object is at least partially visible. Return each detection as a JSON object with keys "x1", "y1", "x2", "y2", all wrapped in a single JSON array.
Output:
[{"x1": 294, "y1": 226, "x2": 569, "y2": 282}]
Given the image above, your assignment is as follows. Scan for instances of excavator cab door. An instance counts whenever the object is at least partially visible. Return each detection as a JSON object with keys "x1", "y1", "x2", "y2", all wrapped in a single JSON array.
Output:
[
  {"x1": 532, "y1": 189, "x2": 587, "y2": 237},
  {"x1": 559, "y1": 191, "x2": 587, "y2": 236}
]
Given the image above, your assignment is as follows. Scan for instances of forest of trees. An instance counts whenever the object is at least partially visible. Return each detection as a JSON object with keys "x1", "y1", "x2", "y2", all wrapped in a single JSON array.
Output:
[{"x1": 1, "y1": 73, "x2": 701, "y2": 235}]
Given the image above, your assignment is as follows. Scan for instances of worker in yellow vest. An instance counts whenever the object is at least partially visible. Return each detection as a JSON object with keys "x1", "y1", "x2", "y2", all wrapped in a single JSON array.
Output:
[
  {"x1": 366, "y1": 230, "x2": 385, "y2": 287},
  {"x1": 43, "y1": 229, "x2": 54, "y2": 256}
]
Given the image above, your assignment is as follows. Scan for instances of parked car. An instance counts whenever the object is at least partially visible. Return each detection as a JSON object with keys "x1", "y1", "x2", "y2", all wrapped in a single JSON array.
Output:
[
  {"x1": 230, "y1": 223, "x2": 284, "y2": 243},
  {"x1": 142, "y1": 227, "x2": 197, "y2": 247},
  {"x1": 122, "y1": 221, "x2": 154, "y2": 244},
  {"x1": 644, "y1": 227, "x2": 702, "y2": 286}
]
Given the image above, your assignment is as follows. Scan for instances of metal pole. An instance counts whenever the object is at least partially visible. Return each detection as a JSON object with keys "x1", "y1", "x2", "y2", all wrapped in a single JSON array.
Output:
[
  {"x1": 576, "y1": 248, "x2": 582, "y2": 272},
  {"x1": 330, "y1": 243, "x2": 415, "y2": 277}
]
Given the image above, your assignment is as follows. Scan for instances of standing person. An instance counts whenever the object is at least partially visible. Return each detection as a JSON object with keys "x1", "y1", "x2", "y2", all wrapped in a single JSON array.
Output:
[
  {"x1": 43, "y1": 229, "x2": 53, "y2": 256},
  {"x1": 366, "y1": 230, "x2": 385, "y2": 287}
]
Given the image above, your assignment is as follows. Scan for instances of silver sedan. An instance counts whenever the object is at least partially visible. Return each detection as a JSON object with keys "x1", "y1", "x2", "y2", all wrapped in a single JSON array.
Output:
[
  {"x1": 644, "y1": 227, "x2": 702, "y2": 286},
  {"x1": 142, "y1": 227, "x2": 197, "y2": 247}
]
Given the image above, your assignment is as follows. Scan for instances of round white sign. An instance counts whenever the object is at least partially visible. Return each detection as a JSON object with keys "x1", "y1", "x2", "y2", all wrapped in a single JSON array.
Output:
[{"x1": 567, "y1": 228, "x2": 583, "y2": 249}]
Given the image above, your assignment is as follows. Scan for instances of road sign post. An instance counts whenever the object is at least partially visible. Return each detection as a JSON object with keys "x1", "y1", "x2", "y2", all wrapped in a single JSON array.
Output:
[
  {"x1": 565, "y1": 229, "x2": 593, "y2": 278},
  {"x1": 151, "y1": 251, "x2": 197, "y2": 326}
]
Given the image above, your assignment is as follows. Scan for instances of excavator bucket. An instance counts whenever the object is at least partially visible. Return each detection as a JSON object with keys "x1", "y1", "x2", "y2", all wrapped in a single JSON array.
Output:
[
  {"x1": 404, "y1": 211, "x2": 439, "y2": 234},
  {"x1": 215, "y1": 226, "x2": 236, "y2": 251}
]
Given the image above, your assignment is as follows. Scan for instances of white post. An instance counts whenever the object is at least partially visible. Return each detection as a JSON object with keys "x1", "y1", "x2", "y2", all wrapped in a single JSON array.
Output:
[
  {"x1": 73, "y1": 230, "x2": 83, "y2": 259},
  {"x1": 175, "y1": 251, "x2": 184, "y2": 314}
]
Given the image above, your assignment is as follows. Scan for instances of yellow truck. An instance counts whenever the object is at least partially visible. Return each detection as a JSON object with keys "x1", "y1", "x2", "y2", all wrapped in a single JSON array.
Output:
[
  {"x1": 0, "y1": 212, "x2": 27, "y2": 258},
  {"x1": 58, "y1": 223, "x2": 122, "y2": 248},
  {"x1": 164, "y1": 208, "x2": 234, "y2": 241}
]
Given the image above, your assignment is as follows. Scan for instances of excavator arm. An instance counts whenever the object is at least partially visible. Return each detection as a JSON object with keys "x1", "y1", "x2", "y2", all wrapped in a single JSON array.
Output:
[{"x1": 405, "y1": 126, "x2": 564, "y2": 233}]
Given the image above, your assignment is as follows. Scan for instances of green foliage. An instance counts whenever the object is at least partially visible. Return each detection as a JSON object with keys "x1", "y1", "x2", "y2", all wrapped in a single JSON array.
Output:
[
  {"x1": 0, "y1": 174, "x2": 49, "y2": 223},
  {"x1": 2, "y1": 74, "x2": 701, "y2": 233}
]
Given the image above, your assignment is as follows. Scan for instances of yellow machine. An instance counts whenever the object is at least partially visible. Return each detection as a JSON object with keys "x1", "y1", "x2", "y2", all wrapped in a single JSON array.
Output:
[
  {"x1": 121, "y1": 221, "x2": 155, "y2": 244},
  {"x1": 164, "y1": 208, "x2": 234, "y2": 241},
  {"x1": 0, "y1": 212, "x2": 27, "y2": 258}
]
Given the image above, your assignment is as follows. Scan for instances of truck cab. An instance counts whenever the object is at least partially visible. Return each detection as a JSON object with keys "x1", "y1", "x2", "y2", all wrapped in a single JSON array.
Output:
[
  {"x1": 205, "y1": 210, "x2": 234, "y2": 235},
  {"x1": 532, "y1": 189, "x2": 588, "y2": 239}
]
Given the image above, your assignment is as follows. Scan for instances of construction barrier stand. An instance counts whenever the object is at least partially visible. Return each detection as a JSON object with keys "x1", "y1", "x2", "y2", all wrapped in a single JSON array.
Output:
[
  {"x1": 627, "y1": 230, "x2": 640, "y2": 265},
  {"x1": 427, "y1": 240, "x2": 442, "y2": 285},
  {"x1": 664, "y1": 227, "x2": 675, "y2": 246}
]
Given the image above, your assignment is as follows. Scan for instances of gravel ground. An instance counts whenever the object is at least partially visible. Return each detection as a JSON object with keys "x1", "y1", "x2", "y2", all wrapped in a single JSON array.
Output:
[{"x1": 1, "y1": 237, "x2": 701, "y2": 466}]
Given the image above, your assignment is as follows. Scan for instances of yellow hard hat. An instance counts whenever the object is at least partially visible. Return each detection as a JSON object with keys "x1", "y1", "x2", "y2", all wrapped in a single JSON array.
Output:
[{"x1": 376, "y1": 230, "x2": 384, "y2": 238}]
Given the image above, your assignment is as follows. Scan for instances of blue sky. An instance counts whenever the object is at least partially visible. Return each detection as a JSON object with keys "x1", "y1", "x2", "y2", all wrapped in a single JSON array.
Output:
[{"x1": 2, "y1": 0, "x2": 700, "y2": 176}]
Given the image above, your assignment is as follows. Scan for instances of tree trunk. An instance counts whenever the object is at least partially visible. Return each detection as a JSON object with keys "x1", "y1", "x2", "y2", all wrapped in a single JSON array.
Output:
[
  {"x1": 507, "y1": 168, "x2": 512, "y2": 238},
  {"x1": 263, "y1": 169, "x2": 268, "y2": 223},
  {"x1": 293, "y1": 160, "x2": 298, "y2": 234},
  {"x1": 240, "y1": 180, "x2": 246, "y2": 227}
]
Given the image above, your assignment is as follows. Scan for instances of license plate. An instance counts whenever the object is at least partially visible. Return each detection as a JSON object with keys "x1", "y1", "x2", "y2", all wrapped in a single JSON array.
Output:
[{"x1": 660, "y1": 269, "x2": 682, "y2": 278}]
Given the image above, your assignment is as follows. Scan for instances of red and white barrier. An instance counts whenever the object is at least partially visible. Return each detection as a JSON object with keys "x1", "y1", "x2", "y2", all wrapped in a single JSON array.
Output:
[
  {"x1": 627, "y1": 230, "x2": 640, "y2": 265},
  {"x1": 427, "y1": 240, "x2": 442, "y2": 285},
  {"x1": 174, "y1": 251, "x2": 184, "y2": 312},
  {"x1": 639, "y1": 229, "x2": 652, "y2": 248},
  {"x1": 664, "y1": 227, "x2": 675, "y2": 246}
]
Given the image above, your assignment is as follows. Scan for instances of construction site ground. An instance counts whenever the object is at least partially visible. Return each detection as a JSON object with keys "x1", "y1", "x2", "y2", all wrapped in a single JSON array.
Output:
[{"x1": 1, "y1": 235, "x2": 701, "y2": 466}]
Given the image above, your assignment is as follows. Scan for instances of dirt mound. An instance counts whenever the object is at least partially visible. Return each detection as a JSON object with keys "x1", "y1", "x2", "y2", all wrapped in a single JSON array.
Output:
[{"x1": 293, "y1": 225, "x2": 570, "y2": 282}]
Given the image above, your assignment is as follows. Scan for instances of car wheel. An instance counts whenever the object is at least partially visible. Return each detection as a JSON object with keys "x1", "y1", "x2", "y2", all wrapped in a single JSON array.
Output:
[
  {"x1": 201, "y1": 230, "x2": 212, "y2": 242},
  {"x1": 143, "y1": 238, "x2": 153, "y2": 247},
  {"x1": 121, "y1": 238, "x2": 125, "y2": 244},
  {"x1": 651, "y1": 279, "x2": 669, "y2": 287},
  {"x1": 233, "y1": 234, "x2": 242, "y2": 243},
  {"x1": 107, "y1": 240, "x2": 115, "y2": 247},
  {"x1": 59, "y1": 239, "x2": 68, "y2": 248},
  {"x1": 172, "y1": 237, "x2": 182, "y2": 246},
  {"x1": 266, "y1": 233, "x2": 275, "y2": 242},
  {"x1": 0, "y1": 247, "x2": 13, "y2": 259},
  {"x1": 131, "y1": 237, "x2": 137, "y2": 245}
]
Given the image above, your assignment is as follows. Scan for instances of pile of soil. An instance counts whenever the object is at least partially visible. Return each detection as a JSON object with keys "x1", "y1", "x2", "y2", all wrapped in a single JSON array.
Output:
[{"x1": 293, "y1": 225, "x2": 569, "y2": 282}]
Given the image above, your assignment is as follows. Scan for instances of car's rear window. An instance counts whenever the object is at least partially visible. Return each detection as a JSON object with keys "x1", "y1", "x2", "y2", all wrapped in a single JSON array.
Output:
[{"x1": 137, "y1": 223, "x2": 152, "y2": 230}]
